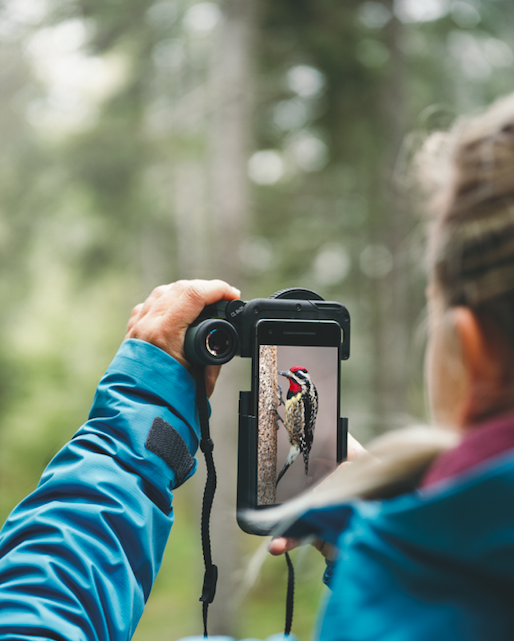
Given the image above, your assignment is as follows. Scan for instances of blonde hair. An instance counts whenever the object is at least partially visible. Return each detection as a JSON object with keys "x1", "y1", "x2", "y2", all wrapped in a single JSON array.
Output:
[
  {"x1": 246, "y1": 93, "x2": 514, "y2": 534},
  {"x1": 424, "y1": 93, "x2": 514, "y2": 311}
]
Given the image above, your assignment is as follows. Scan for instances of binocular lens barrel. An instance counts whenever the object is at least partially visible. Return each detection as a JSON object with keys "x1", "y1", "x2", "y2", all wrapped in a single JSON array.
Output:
[{"x1": 185, "y1": 319, "x2": 239, "y2": 366}]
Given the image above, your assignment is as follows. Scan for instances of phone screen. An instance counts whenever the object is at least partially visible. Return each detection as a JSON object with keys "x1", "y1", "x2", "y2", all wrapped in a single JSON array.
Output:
[{"x1": 255, "y1": 320, "x2": 341, "y2": 507}]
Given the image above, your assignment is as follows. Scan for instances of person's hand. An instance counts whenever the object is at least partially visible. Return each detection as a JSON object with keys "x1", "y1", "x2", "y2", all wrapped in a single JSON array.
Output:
[
  {"x1": 268, "y1": 536, "x2": 336, "y2": 561},
  {"x1": 346, "y1": 432, "x2": 367, "y2": 460},
  {"x1": 268, "y1": 432, "x2": 367, "y2": 558},
  {"x1": 125, "y1": 279, "x2": 241, "y2": 396}
]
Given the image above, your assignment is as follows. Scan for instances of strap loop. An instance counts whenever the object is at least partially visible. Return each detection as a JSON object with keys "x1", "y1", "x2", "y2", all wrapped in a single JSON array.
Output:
[
  {"x1": 200, "y1": 564, "x2": 218, "y2": 604},
  {"x1": 200, "y1": 438, "x2": 215, "y2": 453}
]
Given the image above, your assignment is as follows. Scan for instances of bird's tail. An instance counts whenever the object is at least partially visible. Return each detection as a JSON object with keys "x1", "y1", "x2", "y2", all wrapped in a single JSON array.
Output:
[
  {"x1": 276, "y1": 444, "x2": 300, "y2": 487},
  {"x1": 275, "y1": 461, "x2": 289, "y2": 487}
]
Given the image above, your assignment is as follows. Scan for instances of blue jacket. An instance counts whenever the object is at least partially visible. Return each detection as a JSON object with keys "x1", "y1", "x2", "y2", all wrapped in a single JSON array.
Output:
[
  {"x1": 0, "y1": 339, "x2": 200, "y2": 640},
  {"x1": 288, "y1": 451, "x2": 514, "y2": 640}
]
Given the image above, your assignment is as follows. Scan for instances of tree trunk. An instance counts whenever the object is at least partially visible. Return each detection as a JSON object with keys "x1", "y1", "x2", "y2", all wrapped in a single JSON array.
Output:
[
  {"x1": 208, "y1": 0, "x2": 254, "y2": 281},
  {"x1": 206, "y1": 0, "x2": 256, "y2": 635},
  {"x1": 174, "y1": 161, "x2": 211, "y2": 279},
  {"x1": 372, "y1": 8, "x2": 412, "y2": 429}
]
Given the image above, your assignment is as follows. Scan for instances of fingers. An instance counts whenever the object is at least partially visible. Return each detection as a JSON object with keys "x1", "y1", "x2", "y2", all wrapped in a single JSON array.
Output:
[
  {"x1": 268, "y1": 537, "x2": 302, "y2": 556},
  {"x1": 166, "y1": 279, "x2": 241, "y2": 328},
  {"x1": 125, "y1": 284, "x2": 173, "y2": 339},
  {"x1": 347, "y1": 433, "x2": 367, "y2": 461},
  {"x1": 312, "y1": 538, "x2": 337, "y2": 561},
  {"x1": 126, "y1": 303, "x2": 144, "y2": 333},
  {"x1": 147, "y1": 281, "x2": 240, "y2": 361},
  {"x1": 134, "y1": 283, "x2": 174, "y2": 321},
  {"x1": 268, "y1": 536, "x2": 336, "y2": 561},
  {"x1": 133, "y1": 280, "x2": 240, "y2": 331},
  {"x1": 125, "y1": 279, "x2": 241, "y2": 369}
]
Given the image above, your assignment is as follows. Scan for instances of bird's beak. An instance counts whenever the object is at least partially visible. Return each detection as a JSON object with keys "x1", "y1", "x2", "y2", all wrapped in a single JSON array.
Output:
[{"x1": 278, "y1": 370, "x2": 290, "y2": 379}]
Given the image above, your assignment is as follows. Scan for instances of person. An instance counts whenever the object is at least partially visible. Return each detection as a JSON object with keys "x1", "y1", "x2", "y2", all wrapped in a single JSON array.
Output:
[
  {"x1": 263, "y1": 91, "x2": 514, "y2": 640},
  {"x1": 0, "y1": 279, "x2": 242, "y2": 639},
  {"x1": 1, "y1": 90, "x2": 514, "y2": 640}
]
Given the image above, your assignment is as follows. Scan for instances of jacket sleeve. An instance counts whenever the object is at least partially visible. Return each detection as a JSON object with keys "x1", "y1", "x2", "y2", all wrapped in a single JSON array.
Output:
[{"x1": 0, "y1": 339, "x2": 200, "y2": 641}]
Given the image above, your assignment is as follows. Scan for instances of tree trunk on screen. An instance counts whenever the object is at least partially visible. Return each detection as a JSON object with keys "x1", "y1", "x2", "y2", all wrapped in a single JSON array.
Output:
[{"x1": 257, "y1": 345, "x2": 278, "y2": 506}]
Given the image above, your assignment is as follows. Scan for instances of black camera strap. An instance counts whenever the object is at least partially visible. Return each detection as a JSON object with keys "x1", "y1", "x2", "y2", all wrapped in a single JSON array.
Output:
[
  {"x1": 194, "y1": 366, "x2": 295, "y2": 639},
  {"x1": 194, "y1": 367, "x2": 218, "y2": 638},
  {"x1": 284, "y1": 551, "x2": 295, "y2": 636}
]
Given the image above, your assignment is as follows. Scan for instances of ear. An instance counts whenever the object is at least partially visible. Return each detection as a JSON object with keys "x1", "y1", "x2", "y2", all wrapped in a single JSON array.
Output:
[
  {"x1": 453, "y1": 307, "x2": 503, "y2": 424},
  {"x1": 453, "y1": 308, "x2": 485, "y2": 377}
]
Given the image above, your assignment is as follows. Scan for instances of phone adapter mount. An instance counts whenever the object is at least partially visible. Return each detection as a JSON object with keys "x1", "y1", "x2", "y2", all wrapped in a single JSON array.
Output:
[{"x1": 185, "y1": 287, "x2": 350, "y2": 366}]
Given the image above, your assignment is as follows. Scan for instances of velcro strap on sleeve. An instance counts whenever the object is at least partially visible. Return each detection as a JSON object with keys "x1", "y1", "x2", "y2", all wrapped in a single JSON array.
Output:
[{"x1": 145, "y1": 417, "x2": 195, "y2": 488}]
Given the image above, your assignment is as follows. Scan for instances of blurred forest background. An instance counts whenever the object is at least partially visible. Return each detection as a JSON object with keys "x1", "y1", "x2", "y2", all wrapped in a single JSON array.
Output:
[{"x1": 0, "y1": 0, "x2": 513, "y2": 638}]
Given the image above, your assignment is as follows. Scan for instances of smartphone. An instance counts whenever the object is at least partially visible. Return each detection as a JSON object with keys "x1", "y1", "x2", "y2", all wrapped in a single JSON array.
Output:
[{"x1": 237, "y1": 318, "x2": 346, "y2": 529}]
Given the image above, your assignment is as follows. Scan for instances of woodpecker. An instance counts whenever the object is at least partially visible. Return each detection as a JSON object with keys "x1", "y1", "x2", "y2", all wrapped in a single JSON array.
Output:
[{"x1": 276, "y1": 366, "x2": 318, "y2": 487}]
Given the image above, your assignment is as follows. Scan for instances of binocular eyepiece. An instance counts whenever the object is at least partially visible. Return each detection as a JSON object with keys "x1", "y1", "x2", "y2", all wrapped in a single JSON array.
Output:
[{"x1": 184, "y1": 319, "x2": 239, "y2": 366}]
